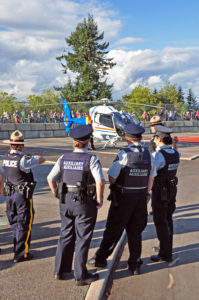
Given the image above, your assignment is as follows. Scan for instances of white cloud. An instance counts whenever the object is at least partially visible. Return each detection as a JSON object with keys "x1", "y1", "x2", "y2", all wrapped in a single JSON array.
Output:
[
  {"x1": 114, "y1": 37, "x2": 145, "y2": 45},
  {"x1": 107, "y1": 47, "x2": 199, "y2": 99},
  {"x1": 148, "y1": 75, "x2": 163, "y2": 85}
]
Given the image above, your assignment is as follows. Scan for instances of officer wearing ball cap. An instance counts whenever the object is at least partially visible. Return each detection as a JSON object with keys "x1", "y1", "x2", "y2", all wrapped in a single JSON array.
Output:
[
  {"x1": 47, "y1": 125, "x2": 105, "y2": 286},
  {"x1": 88, "y1": 123, "x2": 156, "y2": 275},
  {"x1": 2, "y1": 130, "x2": 45, "y2": 263},
  {"x1": 150, "y1": 125, "x2": 180, "y2": 263}
]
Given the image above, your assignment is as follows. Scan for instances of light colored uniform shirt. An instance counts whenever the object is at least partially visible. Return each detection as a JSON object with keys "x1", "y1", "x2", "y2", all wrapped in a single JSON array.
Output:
[
  {"x1": 107, "y1": 142, "x2": 157, "y2": 180},
  {"x1": 153, "y1": 145, "x2": 180, "y2": 171},
  {"x1": 47, "y1": 148, "x2": 104, "y2": 182},
  {"x1": 9, "y1": 150, "x2": 40, "y2": 173}
]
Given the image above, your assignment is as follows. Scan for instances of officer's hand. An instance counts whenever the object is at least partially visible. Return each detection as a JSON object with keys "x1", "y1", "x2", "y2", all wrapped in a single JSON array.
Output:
[
  {"x1": 96, "y1": 200, "x2": 103, "y2": 209},
  {"x1": 34, "y1": 155, "x2": 45, "y2": 164}
]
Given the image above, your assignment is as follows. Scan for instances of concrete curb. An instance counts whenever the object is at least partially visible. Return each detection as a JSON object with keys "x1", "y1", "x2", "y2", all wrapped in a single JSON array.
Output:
[{"x1": 85, "y1": 230, "x2": 126, "y2": 300}]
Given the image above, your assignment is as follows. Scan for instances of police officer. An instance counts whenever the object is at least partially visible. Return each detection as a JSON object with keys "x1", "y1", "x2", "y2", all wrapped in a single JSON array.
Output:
[
  {"x1": 148, "y1": 116, "x2": 163, "y2": 152},
  {"x1": 2, "y1": 130, "x2": 45, "y2": 263},
  {"x1": 149, "y1": 115, "x2": 178, "y2": 152},
  {"x1": 47, "y1": 125, "x2": 105, "y2": 286},
  {"x1": 88, "y1": 123, "x2": 156, "y2": 275},
  {"x1": 150, "y1": 125, "x2": 180, "y2": 263},
  {"x1": 148, "y1": 116, "x2": 178, "y2": 216}
]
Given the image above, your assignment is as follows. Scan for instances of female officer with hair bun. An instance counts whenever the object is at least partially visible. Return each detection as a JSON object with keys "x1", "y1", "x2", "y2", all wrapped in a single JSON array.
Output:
[
  {"x1": 47, "y1": 125, "x2": 105, "y2": 286},
  {"x1": 150, "y1": 125, "x2": 180, "y2": 263}
]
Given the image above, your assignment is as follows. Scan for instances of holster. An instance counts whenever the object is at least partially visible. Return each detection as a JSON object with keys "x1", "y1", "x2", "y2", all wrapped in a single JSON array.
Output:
[
  {"x1": 55, "y1": 182, "x2": 68, "y2": 203},
  {"x1": 107, "y1": 184, "x2": 119, "y2": 207}
]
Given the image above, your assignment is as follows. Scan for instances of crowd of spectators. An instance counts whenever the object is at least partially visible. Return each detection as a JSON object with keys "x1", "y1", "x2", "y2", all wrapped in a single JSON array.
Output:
[
  {"x1": 141, "y1": 110, "x2": 199, "y2": 122},
  {"x1": 0, "y1": 110, "x2": 88, "y2": 124},
  {"x1": 0, "y1": 110, "x2": 65, "y2": 124},
  {"x1": 1, "y1": 108, "x2": 199, "y2": 124}
]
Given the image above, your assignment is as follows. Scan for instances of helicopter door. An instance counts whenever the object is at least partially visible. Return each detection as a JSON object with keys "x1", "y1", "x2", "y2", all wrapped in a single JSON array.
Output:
[{"x1": 98, "y1": 113, "x2": 114, "y2": 128}]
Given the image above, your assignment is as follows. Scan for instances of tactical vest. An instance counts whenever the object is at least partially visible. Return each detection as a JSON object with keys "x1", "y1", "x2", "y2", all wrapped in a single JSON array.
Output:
[
  {"x1": 3, "y1": 152, "x2": 34, "y2": 185},
  {"x1": 60, "y1": 152, "x2": 95, "y2": 187},
  {"x1": 154, "y1": 148, "x2": 180, "y2": 185},
  {"x1": 116, "y1": 147, "x2": 151, "y2": 190}
]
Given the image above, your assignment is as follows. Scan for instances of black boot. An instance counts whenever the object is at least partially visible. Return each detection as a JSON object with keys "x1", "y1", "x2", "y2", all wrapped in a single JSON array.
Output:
[{"x1": 129, "y1": 259, "x2": 143, "y2": 275}]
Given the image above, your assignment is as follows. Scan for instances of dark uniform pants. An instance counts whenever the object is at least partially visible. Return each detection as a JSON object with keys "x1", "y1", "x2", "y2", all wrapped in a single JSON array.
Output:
[
  {"x1": 6, "y1": 191, "x2": 34, "y2": 260},
  {"x1": 95, "y1": 192, "x2": 147, "y2": 269},
  {"x1": 152, "y1": 185, "x2": 177, "y2": 259},
  {"x1": 55, "y1": 197, "x2": 97, "y2": 280}
]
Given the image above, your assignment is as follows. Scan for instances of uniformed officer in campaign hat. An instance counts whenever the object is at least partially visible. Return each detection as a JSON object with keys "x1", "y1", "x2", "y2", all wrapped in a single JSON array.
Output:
[
  {"x1": 148, "y1": 116, "x2": 163, "y2": 153},
  {"x1": 88, "y1": 123, "x2": 156, "y2": 275},
  {"x1": 47, "y1": 125, "x2": 105, "y2": 286},
  {"x1": 150, "y1": 125, "x2": 180, "y2": 263},
  {"x1": 149, "y1": 115, "x2": 178, "y2": 153},
  {"x1": 2, "y1": 130, "x2": 45, "y2": 263}
]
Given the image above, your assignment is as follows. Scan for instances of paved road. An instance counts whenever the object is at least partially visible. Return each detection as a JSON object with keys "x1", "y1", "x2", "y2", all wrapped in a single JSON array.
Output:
[
  {"x1": 105, "y1": 157, "x2": 199, "y2": 300},
  {"x1": 0, "y1": 137, "x2": 199, "y2": 300}
]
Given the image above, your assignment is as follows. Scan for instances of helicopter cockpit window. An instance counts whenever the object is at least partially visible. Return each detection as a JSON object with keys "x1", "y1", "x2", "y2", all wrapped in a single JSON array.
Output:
[{"x1": 99, "y1": 114, "x2": 114, "y2": 128}]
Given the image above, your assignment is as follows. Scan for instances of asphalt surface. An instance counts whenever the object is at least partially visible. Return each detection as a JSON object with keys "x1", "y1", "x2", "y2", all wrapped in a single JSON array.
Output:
[
  {"x1": 106, "y1": 158, "x2": 199, "y2": 300},
  {"x1": 0, "y1": 135, "x2": 199, "y2": 300}
]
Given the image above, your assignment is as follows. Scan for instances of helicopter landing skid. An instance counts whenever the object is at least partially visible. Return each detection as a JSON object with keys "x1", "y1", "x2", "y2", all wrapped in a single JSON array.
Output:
[{"x1": 101, "y1": 137, "x2": 118, "y2": 149}]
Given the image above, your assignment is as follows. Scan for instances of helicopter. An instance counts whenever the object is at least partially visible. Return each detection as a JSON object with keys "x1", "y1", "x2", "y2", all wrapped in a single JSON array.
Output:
[{"x1": 62, "y1": 99, "x2": 140, "y2": 149}]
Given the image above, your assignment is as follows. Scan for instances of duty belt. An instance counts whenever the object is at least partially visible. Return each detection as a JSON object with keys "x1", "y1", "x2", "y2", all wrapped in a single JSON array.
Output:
[
  {"x1": 67, "y1": 186, "x2": 80, "y2": 192},
  {"x1": 118, "y1": 187, "x2": 147, "y2": 194}
]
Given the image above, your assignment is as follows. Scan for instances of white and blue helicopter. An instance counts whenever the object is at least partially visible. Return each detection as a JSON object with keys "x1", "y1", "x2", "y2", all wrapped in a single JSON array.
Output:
[{"x1": 62, "y1": 99, "x2": 140, "y2": 149}]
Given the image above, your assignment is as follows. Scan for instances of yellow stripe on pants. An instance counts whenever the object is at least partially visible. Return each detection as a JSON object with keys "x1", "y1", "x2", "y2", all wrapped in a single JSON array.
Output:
[{"x1": 24, "y1": 198, "x2": 33, "y2": 258}]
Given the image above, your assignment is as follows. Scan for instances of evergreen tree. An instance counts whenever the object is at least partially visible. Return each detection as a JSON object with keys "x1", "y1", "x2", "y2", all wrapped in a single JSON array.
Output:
[
  {"x1": 187, "y1": 88, "x2": 197, "y2": 108},
  {"x1": 56, "y1": 14, "x2": 116, "y2": 102},
  {"x1": 177, "y1": 86, "x2": 184, "y2": 103}
]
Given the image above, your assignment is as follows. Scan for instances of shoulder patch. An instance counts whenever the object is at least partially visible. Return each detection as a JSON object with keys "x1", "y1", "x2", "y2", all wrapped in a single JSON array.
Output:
[{"x1": 25, "y1": 154, "x2": 32, "y2": 159}]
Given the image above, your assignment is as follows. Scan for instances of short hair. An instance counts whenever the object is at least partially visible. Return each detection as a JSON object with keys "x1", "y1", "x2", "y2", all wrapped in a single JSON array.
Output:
[{"x1": 161, "y1": 136, "x2": 172, "y2": 145}]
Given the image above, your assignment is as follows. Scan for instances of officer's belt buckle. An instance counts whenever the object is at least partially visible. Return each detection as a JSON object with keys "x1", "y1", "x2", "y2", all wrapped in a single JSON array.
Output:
[{"x1": 67, "y1": 187, "x2": 79, "y2": 192}]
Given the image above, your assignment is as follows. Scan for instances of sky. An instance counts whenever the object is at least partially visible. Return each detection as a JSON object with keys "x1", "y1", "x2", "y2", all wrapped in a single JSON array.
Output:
[{"x1": 1, "y1": 0, "x2": 199, "y2": 101}]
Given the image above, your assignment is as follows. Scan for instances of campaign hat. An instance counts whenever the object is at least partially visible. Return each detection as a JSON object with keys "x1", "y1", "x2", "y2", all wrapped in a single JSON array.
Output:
[
  {"x1": 3, "y1": 130, "x2": 27, "y2": 144},
  {"x1": 155, "y1": 125, "x2": 173, "y2": 138},
  {"x1": 124, "y1": 123, "x2": 145, "y2": 138},
  {"x1": 150, "y1": 115, "x2": 162, "y2": 126},
  {"x1": 70, "y1": 125, "x2": 93, "y2": 141}
]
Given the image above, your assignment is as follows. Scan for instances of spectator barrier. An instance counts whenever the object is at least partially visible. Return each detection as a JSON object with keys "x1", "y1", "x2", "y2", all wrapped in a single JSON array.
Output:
[{"x1": 0, "y1": 121, "x2": 199, "y2": 140}]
